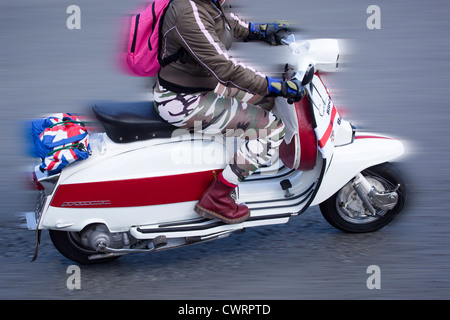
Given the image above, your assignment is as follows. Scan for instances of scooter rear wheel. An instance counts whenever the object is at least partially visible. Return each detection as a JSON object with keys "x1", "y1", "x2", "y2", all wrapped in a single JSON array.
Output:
[
  {"x1": 319, "y1": 162, "x2": 406, "y2": 233},
  {"x1": 49, "y1": 230, "x2": 119, "y2": 264}
]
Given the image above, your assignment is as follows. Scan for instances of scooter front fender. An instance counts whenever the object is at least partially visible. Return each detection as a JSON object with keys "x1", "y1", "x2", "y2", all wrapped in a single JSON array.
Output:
[{"x1": 311, "y1": 134, "x2": 405, "y2": 206}]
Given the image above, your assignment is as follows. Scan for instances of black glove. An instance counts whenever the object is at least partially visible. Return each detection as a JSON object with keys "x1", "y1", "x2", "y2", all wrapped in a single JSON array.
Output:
[
  {"x1": 267, "y1": 77, "x2": 306, "y2": 103},
  {"x1": 247, "y1": 22, "x2": 291, "y2": 45}
]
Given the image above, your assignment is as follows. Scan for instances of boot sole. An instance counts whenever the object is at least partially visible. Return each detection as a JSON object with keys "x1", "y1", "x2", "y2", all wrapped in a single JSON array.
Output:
[{"x1": 194, "y1": 204, "x2": 250, "y2": 224}]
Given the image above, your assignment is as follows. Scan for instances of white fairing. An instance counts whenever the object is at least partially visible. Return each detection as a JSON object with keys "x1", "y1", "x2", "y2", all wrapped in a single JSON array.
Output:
[
  {"x1": 311, "y1": 134, "x2": 405, "y2": 206},
  {"x1": 288, "y1": 38, "x2": 340, "y2": 76},
  {"x1": 38, "y1": 133, "x2": 231, "y2": 232},
  {"x1": 60, "y1": 133, "x2": 230, "y2": 184}
]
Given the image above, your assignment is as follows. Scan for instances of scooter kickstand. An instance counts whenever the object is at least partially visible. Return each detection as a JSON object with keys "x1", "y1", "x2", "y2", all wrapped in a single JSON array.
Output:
[{"x1": 31, "y1": 230, "x2": 41, "y2": 262}]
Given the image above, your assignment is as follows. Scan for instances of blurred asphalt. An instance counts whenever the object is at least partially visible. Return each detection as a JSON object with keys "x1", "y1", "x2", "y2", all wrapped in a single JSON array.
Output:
[{"x1": 1, "y1": 0, "x2": 450, "y2": 300}]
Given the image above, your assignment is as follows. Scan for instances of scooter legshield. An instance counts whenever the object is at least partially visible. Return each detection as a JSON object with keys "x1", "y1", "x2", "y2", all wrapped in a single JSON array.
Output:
[{"x1": 278, "y1": 96, "x2": 318, "y2": 171}]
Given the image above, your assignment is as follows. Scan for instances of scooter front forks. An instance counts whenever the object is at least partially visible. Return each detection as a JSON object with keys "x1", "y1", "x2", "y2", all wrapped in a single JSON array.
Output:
[{"x1": 352, "y1": 173, "x2": 400, "y2": 216}]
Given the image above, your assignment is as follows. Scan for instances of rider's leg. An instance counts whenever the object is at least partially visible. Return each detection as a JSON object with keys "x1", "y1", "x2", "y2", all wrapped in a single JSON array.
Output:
[
  {"x1": 214, "y1": 83, "x2": 275, "y2": 111},
  {"x1": 154, "y1": 82, "x2": 285, "y2": 223}
]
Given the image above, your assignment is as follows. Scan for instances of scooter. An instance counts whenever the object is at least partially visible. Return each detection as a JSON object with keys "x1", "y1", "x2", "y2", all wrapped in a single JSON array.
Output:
[{"x1": 26, "y1": 36, "x2": 407, "y2": 264}]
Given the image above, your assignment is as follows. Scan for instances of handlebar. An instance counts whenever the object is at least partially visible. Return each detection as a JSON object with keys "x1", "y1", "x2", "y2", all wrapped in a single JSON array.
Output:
[
  {"x1": 279, "y1": 33, "x2": 315, "y2": 88},
  {"x1": 279, "y1": 33, "x2": 297, "y2": 46}
]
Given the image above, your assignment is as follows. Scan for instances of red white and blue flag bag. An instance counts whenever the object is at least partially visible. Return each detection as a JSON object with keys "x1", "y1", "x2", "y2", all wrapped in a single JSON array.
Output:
[{"x1": 31, "y1": 113, "x2": 91, "y2": 173}]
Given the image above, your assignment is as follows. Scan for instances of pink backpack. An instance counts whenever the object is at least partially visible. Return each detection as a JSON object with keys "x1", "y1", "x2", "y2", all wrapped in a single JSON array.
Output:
[{"x1": 126, "y1": 0, "x2": 173, "y2": 77}]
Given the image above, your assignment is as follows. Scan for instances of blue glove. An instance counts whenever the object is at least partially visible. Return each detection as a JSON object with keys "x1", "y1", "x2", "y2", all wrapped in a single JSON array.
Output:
[
  {"x1": 247, "y1": 22, "x2": 290, "y2": 45},
  {"x1": 267, "y1": 77, "x2": 306, "y2": 103}
]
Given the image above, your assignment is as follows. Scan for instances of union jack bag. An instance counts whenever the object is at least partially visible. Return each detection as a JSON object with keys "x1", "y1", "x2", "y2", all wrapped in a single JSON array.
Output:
[{"x1": 31, "y1": 113, "x2": 91, "y2": 172}]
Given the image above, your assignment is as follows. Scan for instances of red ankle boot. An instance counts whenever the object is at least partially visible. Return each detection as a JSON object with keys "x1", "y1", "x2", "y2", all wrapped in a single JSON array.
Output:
[{"x1": 195, "y1": 173, "x2": 250, "y2": 224}]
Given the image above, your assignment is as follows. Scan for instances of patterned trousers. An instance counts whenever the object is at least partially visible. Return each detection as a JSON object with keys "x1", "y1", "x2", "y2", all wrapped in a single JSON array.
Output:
[{"x1": 153, "y1": 81, "x2": 286, "y2": 186}]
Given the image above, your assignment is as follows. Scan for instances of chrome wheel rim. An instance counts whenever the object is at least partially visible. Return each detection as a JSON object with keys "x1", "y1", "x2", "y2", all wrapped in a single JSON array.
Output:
[{"x1": 335, "y1": 176, "x2": 389, "y2": 224}]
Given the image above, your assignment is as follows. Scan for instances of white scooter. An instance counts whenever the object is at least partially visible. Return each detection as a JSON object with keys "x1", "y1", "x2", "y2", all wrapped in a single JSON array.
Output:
[{"x1": 26, "y1": 36, "x2": 407, "y2": 264}]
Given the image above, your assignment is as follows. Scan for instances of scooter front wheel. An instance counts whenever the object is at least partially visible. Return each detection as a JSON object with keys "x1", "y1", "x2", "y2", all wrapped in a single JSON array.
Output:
[
  {"x1": 319, "y1": 162, "x2": 406, "y2": 233},
  {"x1": 49, "y1": 230, "x2": 120, "y2": 264}
]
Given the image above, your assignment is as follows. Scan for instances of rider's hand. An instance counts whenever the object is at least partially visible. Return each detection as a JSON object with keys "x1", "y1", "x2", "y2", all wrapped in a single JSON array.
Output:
[
  {"x1": 267, "y1": 77, "x2": 306, "y2": 103},
  {"x1": 247, "y1": 22, "x2": 290, "y2": 45}
]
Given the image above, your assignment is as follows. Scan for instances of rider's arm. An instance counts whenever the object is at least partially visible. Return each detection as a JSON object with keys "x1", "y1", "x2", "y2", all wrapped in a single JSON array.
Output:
[
  {"x1": 223, "y1": 9, "x2": 288, "y2": 45},
  {"x1": 175, "y1": 3, "x2": 269, "y2": 96},
  {"x1": 227, "y1": 12, "x2": 250, "y2": 39},
  {"x1": 218, "y1": 0, "x2": 249, "y2": 39},
  {"x1": 246, "y1": 22, "x2": 290, "y2": 45}
]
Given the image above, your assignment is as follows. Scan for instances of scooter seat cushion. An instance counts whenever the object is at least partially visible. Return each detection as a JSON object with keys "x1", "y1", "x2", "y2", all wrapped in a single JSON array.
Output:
[{"x1": 92, "y1": 101, "x2": 178, "y2": 143}]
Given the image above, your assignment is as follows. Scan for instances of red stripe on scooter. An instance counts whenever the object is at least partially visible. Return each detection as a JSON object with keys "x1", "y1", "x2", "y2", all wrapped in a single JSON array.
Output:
[
  {"x1": 355, "y1": 135, "x2": 392, "y2": 140},
  {"x1": 50, "y1": 170, "x2": 220, "y2": 208},
  {"x1": 296, "y1": 98, "x2": 318, "y2": 170},
  {"x1": 318, "y1": 106, "x2": 337, "y2": 148}
]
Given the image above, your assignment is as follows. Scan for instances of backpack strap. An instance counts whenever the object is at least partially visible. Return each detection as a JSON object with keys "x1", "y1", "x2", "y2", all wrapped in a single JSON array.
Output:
[
  {"x1": 46, "y1": 142, "x2": 87, "y2": 157},
  {"x1": 160, "y1": 47, "x2": 187, "y2": 67},
  {"x1": 157, "y1": 0, "x2": 186, "y2": 67}
]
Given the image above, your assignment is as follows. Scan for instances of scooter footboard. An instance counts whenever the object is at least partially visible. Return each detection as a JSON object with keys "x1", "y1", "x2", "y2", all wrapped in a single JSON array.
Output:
[{"x1": 311, "y1": 134, "x2": 405, "y2": 205}]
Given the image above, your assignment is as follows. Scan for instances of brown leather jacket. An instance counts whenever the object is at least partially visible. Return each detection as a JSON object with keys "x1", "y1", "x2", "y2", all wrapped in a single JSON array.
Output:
[{"x1": 158, "y1": 0, "x2": 269, "y2": 96}]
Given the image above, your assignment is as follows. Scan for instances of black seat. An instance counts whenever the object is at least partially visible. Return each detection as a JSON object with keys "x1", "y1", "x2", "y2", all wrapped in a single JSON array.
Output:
[{"x1": 92, "y1": 101, "x2": 178, "y2": 143}]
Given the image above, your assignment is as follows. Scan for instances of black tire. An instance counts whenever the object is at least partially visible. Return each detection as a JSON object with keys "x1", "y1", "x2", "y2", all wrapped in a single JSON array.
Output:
[
  {"x1": 49, "y1": 230, "x2": 119, "y2": 265},
  {"x1": 319, "y1": 162, "x2": 406, "y2": 233}
]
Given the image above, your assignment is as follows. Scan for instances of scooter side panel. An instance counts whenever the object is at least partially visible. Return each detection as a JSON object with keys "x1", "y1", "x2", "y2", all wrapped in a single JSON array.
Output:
[
  {"x1": 49, "y1": 169, "x2": 219, "y2": 208},
  {"x1": 39, "y1": 137, "x2": 232, "y2": 232},
  {"x1": 41, "y1": 201, "x2": 200, "y2": 233},
  {"x1": 59, "y1": 136, "x2": 230, "y2": 184}
]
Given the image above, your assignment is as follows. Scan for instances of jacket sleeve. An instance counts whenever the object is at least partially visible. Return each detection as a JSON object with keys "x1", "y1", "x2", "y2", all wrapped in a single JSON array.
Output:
[
  {"x1": 225, "y1": 10, "x2": 250, "y2": 39},
  {"x1": 174, "y1": 2, "x2": 268, "y2": 96}
]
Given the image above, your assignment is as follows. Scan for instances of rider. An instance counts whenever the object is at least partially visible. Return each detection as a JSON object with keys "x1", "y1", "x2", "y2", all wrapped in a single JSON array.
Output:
[{"x1": 154, "y1": 0, "x2": 305, "y2": 224}]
